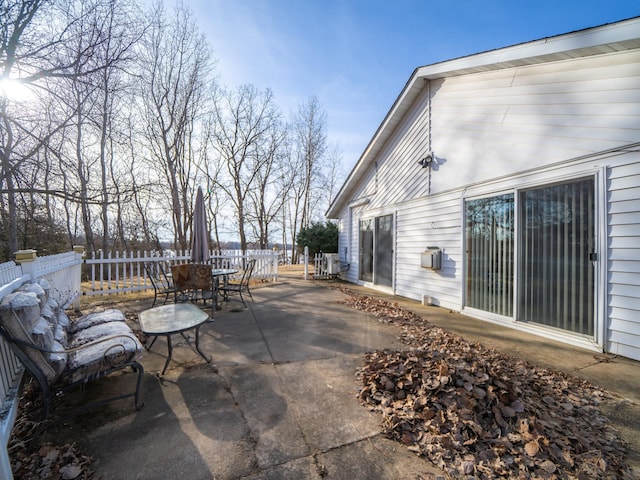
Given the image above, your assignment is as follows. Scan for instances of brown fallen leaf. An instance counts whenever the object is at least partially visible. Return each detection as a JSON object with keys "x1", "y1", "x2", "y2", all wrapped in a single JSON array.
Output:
[
  {"x1": 540, "y1": 459, "x2": 556, "y2": 473},
  {"x1": 524, "y1": 444, "x2": 539, "y2": 458},
  {"x1": 500, "y1": 405, "x2": 516, "y2": 417}
]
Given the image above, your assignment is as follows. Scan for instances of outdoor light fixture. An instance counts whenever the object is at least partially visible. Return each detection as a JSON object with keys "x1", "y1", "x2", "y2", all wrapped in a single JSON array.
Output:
[
  {"x1": 418, "y1": 152, "x2": 435, "y2": 195},
  {"x1": 418, "y1": 152, "x2": 434, "y2": 168}
]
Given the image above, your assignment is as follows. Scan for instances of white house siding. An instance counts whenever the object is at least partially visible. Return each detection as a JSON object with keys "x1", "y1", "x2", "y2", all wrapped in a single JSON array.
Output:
[
  {"x1": 375, "y1": 87, "x2": 432, "y2": 207},
  {"x1": 429, "y1": 50, "x2": 640, "y2": 195},
  {"x1": 342, "y1": 49, "x2": 640, "y2": 213},
  {"x1": 343, "y1": 151, "x2": 640, "y2": 360},
  {"x1": 331, "y1": 26, "x2": 640, "y2": 360},
  {"x1": 337, "y1": 85, "x2": 435, "y2": 283},
  {"x1": 607, "y1": 153, "x2": 640, "y2": 360},
  {"x1": 341, "y1": 203, "x2": 370, "y2": 284},
  {"x1": 393, "y1": 194, "x2": 462, "y2": 310}
]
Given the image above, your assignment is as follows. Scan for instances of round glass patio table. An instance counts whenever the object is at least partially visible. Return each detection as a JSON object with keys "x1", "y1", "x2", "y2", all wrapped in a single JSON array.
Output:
[{"x1": 138, "y1": 303, "x2": 211, "y2": 375}]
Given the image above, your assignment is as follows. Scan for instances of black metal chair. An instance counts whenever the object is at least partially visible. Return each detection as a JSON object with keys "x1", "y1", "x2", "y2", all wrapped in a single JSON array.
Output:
[
  {"x1": 145, "y1": 262, "x2": 176, "y2": 307},
  {"x1": 219, "y1": 259, "x2": 256, "y2": 307}
]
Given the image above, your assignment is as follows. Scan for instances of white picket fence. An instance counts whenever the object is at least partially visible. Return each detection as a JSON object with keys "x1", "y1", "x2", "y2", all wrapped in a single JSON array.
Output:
[
  {"x1": 0, "y1": 250, "x2": 83, "y2": 480},
  {"x1": 84, "y1": 249, "x2": 279, "y2": 295},
  {"x1": 302, "y1": 249, "x2": 347, "y2": 280}
]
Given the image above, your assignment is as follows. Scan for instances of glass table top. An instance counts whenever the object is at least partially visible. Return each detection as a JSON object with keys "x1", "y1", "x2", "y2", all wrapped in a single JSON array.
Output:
[
  {"x1": 211, "y1": 268, "x2": 238, "y2": 276},
  {"x1": 139, "y1": 303, "x2": 209, "y2": 335}
]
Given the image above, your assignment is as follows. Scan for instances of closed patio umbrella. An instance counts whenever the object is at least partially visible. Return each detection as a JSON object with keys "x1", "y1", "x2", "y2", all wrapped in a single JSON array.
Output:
[{"x1": 190, "y1": 186, "x2": 210, "y2": 264}]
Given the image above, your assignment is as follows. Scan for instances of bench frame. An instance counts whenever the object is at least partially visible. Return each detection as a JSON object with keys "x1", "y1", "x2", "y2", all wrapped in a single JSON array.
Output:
[{"x1": 0, "y1": 323, "x2": 144, "y2": 427}]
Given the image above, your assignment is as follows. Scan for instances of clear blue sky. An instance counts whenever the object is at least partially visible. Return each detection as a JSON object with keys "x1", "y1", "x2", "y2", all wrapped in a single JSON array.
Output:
[{"x1": 191, "y1": 0, "x2": 639, "y2": 173}]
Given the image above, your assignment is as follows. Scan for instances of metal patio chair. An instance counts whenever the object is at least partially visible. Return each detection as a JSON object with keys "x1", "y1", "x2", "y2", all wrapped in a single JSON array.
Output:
[
  {"x1": 219, "y1": 259, "x2": 256, "y2": 307},
  {"x1": 144, "y1": 262, "x2": 176, "y2": 307}
]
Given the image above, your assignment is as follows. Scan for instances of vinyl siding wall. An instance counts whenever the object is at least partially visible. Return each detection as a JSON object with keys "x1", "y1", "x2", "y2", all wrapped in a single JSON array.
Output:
[
  {"x1": 336, "y1": 48, "x2": 640, "y2": 360},
  {"x1": 393, "y1": 195, "x2": 462, "y2": 310},
  {"x1": 607, "y1": 154, "x2": 640, "y2": 359},
  {"x1": 429, "y1": 50, "x2": 640, "y2": 193}
]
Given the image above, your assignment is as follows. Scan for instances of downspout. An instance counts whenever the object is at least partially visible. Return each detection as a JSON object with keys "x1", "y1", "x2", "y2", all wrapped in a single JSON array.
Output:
[
  {"x1": 427, "y1": 79, "x2": 432, "y2": 156},
  {"x1": 427, "y1": 79, "x2": 433, "y2": 194}
]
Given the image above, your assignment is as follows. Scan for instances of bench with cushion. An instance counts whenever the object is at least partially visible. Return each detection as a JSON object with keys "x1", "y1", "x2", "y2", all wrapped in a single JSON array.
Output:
[{"x1": 0, "y1": 279, "x2": 144, "y2": 423}]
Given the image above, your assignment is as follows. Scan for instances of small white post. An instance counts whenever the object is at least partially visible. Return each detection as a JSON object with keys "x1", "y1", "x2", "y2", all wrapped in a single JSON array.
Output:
[
  {"x1": 0, "y1": 446, "x2": 14, "y2": 480},
  {"x1": 303, "y1": 246, "x2": 309, "y2": 280},
  {"x1": 14, "y1": 249, "x2": 37, "y2": 280},
  {"x1": 271, "y1": 247, "x2": 279, "y2": 282},
  {"x1": 72, "y1": 245, "x2": 85, "y2": 310}
]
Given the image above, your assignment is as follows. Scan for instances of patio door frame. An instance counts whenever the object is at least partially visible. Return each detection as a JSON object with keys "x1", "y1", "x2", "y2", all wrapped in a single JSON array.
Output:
[
  {"x1": 462, "y1": 170, "x2": 605, "y2": 349},
  {"x1": 359, "y1": 212, "x2": 395, "y2": 291}
]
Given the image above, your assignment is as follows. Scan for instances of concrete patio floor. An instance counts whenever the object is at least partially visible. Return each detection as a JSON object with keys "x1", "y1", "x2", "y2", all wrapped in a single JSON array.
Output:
[{"x1": 44, "y1": 272, "x2": 639, "y2": 479}]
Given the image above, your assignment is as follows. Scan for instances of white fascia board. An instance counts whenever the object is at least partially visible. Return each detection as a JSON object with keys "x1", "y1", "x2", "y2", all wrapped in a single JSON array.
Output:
[{"x1": 415, "y1": 16, "x2": 640, "y2": 80}]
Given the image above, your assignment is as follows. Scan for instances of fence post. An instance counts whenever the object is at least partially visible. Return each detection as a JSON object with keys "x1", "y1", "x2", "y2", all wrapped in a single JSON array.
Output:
[
  {"x1": 72, "y1": 246, "x2": 85, "y2": 310},
  {"x1": 271, "y1": 247, "x2": 278, "y2": 282},
  {"x1": 14, "y1": 249, "x2": 37, "y2": 281},
  {"x1": 303, "y1": 246, "x2": 309, "y2": 280}
]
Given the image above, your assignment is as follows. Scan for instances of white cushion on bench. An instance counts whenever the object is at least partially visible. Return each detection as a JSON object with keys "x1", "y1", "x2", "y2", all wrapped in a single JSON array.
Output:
[
  {"x1": 68, "y1": 309, "x2": 126, "y2": 334},
  {"x1": 65, "y1": 335, "x2": 142, "y2": 383},
  {"x1": 0, "y1": 291, "x2": 57, "y2": 381},
  {"x1": 0, "y1": 288, "x2": 143, "y2": 385}
]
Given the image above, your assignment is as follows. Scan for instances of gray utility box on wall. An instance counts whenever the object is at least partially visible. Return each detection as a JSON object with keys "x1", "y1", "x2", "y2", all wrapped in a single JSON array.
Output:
[{"x1": 421, "y1": 247, "x2": 442, "y2": 270}]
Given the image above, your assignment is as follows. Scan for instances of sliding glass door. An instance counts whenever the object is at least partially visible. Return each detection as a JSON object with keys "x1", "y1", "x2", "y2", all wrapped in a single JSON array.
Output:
[
  {"x1": 465, "y1": 194, "x2": 515, "y2": 316},
  {"x1": 374, "y1": 215, "x2": 394, "y2": 287},
  {"x1": 465, "y1": 177, "x2": 595, "y2": 337},
  {"x1": 359, "y1": 214, "x2": 394, "y2": 287},
  {"x1": 519, "y1": 178, "x2": 595, "y2": 335},
  {"x1": 359, "y1": 219, "x2": 373, "y2": 283}
]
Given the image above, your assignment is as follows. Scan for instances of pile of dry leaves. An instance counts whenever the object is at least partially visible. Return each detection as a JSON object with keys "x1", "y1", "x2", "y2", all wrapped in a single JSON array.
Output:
[{"x1": 337, "y1": 287, "x2": 631, "y2": 479}]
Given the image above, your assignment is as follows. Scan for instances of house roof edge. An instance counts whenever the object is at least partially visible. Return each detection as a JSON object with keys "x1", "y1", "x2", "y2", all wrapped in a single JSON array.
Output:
[{"x1": 326, "y1": 16, "x2": 640, "y2": 219}]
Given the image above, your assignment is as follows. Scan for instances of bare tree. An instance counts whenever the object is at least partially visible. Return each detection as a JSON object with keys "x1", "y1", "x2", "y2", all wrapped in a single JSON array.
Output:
[
  {"x1": 92, "y1": 0, "x2": 143, "y2": 252},
  {"x1": 194, "y1": 117, "x2": 224, "y2": 252},
  {"x1": 1, "y1": 1, "x2": 342, "y2": 260},
  {"x1": 139, "y1": 1, "x2": 213, "y2": 251},
  {"x1": 294, "y1": 96, "x2": 328, "y2": 228},
  {"x1": 321, "y1": 143, "x2": 344, "y2": 208},
  {"x1": 246, "y1": 119, "x2": 288, "y2": 249},
  {"x1": 284, "y1": 96, "x2": 329, "y2": 262},
  {"x1": 0, "y1": 0, "x2": 141, "y2": 257},
  {"x1": 1, "y1": 0, "x2": 61, "y2": 255},
  {"x1": 210, "y1": 84, "x2": 281, "y2": 253}
]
